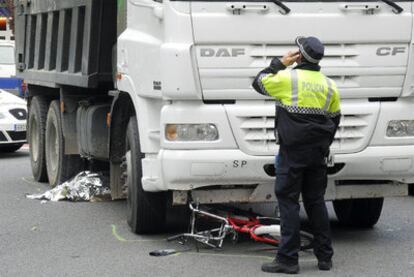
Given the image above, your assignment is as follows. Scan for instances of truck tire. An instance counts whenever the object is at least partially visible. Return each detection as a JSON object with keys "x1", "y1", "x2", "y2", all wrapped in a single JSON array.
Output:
[
  {"x1": 333, "y1": 198, "x2": 384, "y2": 228},
  {"x1": 28, "y1": 96, "x2": 48, "y2": 182},
  {"x1": 45, "y1": 101, "x2": 82, "y2": 187},
  {"x1": 0, "y1": 143, "x2": 24, "y2": 153},
  {"x1": 126, "y1": 116, "x2": 166, "y2": 234}
]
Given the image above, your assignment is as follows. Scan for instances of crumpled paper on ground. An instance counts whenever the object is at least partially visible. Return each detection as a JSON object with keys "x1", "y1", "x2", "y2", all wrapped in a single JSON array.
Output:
[{"x1": 26, "y1": 171, "x2": 111, "y2": 202}]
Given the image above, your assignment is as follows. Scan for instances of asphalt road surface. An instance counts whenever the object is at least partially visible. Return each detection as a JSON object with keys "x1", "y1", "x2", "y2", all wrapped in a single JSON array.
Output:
[{"x1": 1, "y1": 148, "x2": 414, "y2": 277}]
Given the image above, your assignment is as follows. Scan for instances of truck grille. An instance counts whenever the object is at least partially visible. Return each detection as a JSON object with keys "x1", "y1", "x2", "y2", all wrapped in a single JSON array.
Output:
[
  {"x1": 197, "y1": 43, "x2": 406, "y2": 100},
  {"x1": 226, "y1": 101, "x2": 379, "y2": 156},
  {"x1": 249, "y1": 44, "x2": 363, "y2": 87},
  {"x1": 331, "y1": 114, "x2": 371, "y2": 152},
  {"x1": 249, "y1": 43, "x2": 359, "y2": 68}
]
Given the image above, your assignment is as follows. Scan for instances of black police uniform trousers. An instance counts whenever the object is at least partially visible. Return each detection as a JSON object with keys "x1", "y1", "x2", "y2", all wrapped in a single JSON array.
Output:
[{"x1": 275, "y1": 145, "x2": 334, "y2": 265}]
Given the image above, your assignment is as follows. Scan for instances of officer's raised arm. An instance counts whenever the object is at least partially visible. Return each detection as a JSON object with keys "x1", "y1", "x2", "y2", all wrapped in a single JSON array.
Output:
[{"x1": 252, "y1": 51, "x2": 299, "y2": 96}]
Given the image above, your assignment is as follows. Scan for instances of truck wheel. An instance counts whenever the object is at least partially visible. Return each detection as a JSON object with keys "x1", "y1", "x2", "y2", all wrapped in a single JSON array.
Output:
[
  {"x1": 126, "y1": 116, "x2": 166, "y2": 234},
  {"x1": 28, "y1": 96, "x2": 49, "y2": 182},
  {"x1": 0, "y1": 143, "x2": 24, "y2": 153},
  {"x1": 333, "y1": 198, "x2": 384, "y2": 228},
  {"x1": 45, "y1": 101, "x2": 82, "y2": 187}
]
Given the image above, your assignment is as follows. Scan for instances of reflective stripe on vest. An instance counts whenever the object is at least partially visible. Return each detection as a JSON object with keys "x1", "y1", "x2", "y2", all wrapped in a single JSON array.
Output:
[
  {"x1": 290, "y1": 70, "x2": 299, "y2": 106},
  {"x1": 323, "y1": 77, "x2": 334, "y2": 111}
]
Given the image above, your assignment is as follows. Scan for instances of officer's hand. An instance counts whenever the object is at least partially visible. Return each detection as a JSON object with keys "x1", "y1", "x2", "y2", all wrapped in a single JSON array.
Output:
[{"x1": 281, "y1": 51, "x2": 300, "y2": 67}]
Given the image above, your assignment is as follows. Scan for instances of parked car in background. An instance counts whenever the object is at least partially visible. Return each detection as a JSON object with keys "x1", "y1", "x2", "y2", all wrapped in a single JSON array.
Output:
[
  {"x1": 0, "y1": 40, "x2": 26, "y2": 97},
  {"x1": 0, "y1": 89, "x2": 26, "y2": 152}
]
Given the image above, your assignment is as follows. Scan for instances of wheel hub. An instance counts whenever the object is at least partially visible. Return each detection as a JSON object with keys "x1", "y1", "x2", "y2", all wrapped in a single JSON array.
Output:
[
  {"x1": 48, "y1": 121, "x2": 58, "y2": 172},
  {"x1": 30, "y1": 117, "x2": 39, "y2": 162}
]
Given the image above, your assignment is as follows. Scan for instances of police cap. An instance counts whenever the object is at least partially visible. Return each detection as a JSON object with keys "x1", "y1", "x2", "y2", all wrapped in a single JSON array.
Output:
[{"x1": 295, "y1": 36, "x2": 325, "y2": 64}]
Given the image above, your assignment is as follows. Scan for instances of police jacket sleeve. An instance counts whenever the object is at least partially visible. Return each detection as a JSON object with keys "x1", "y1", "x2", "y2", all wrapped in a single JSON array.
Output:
[
  {"x1": 328, "y1": 91, "x2": 342, "y2": 144},
  {"x1": 329, "y1": 114, "x2": 341, "y2": 145},
  {"x1": 252, "y1": 58, "x2": 286, "y2": 96},
  {"x1": 331, "y1": 115, "x2": 340, "y2": 130}
]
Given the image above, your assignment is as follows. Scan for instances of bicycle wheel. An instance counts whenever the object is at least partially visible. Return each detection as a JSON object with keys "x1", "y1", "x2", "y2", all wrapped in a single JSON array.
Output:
[{"x1": 253, "y1": 225, "x2": 313, "y2": 251}]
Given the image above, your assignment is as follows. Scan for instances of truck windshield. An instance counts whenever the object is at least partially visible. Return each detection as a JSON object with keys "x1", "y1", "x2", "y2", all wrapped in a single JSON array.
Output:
[{"x1": 0, "y1": 46, "x2": 15, "y2": 65}]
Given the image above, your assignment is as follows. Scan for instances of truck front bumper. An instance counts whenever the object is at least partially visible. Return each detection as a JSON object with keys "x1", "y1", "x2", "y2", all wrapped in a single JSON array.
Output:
[{"x1": 141, "y1": 145, "x2": 412, "y2": 202}]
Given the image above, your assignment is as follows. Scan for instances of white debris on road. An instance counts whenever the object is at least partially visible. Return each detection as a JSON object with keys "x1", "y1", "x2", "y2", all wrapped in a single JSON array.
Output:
[{"x1": 26, "y1": 171, "x2": 110, "y2": 202}]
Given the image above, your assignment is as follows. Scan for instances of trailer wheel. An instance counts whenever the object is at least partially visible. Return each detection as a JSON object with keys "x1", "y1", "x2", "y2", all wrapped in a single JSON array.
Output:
[
  {"x1": 126, "y1": 116, "x2": 166, "y2": 234},
  {"x1": 45, "y1": 101, "x2": 82, "y2": 187},
  {"x1": 28, "y1": 96, "x2": 49, "y2": 182},
  {"x1": 333, "y1": 198, "x2": 384, "y2": 228}
]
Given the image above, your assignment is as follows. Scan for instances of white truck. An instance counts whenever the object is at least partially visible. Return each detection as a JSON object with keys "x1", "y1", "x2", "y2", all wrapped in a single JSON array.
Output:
[{"x1": 13, "y1": 0, "x2": 414, "y2": 233}]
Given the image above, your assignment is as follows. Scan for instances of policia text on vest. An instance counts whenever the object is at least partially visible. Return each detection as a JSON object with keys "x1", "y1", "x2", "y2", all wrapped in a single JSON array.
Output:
[{"x1": 252, "y1": 36, "x2": 341, "y2": 274}]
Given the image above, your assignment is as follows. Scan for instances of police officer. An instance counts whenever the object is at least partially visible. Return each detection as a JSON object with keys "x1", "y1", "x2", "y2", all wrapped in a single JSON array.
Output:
[{"x1": 252, "y1": 36, "x2": 341, "y2": 274}]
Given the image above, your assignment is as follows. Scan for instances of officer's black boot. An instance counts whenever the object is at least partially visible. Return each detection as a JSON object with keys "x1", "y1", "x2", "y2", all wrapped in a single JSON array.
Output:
[
  {"x1": 318, "y1": 260, "x2": 333, "y2": 271},
  {"x1": 261, "y1": 259, "x2": 299, "y2": 274}
]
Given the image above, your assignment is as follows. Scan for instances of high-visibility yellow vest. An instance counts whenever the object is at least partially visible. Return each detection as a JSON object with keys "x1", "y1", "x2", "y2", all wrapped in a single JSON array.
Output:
[{"x1": 259, "y1": 69, "x2": 341, "y2": 117}]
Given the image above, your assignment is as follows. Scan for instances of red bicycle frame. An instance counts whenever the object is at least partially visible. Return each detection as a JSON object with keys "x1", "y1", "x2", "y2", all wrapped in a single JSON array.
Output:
[{"x1": 227, "y1": 216, "x2": 280, "y2": 246}]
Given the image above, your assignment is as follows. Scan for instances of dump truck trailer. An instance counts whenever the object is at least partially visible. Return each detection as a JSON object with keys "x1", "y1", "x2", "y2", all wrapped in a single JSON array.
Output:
[{"x1": 13, "y1": 0, "x2": 414, "y2": 234}]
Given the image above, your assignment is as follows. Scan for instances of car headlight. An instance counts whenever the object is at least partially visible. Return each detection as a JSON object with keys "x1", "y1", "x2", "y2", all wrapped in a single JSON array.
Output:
[
  {"x1": 387, "y1": 120, "x2": 414, "y2": 137},
  {"x1": 165, "y1": 124, "x2": 219, "y2": 141},
  {"x1": 0, "y1": 112, "x2": 5, "y2": 119}
]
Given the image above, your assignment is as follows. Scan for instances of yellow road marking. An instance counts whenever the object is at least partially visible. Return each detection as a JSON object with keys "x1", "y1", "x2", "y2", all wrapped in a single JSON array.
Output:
[
  {"x1": 111, "y1": 224, "x2": 165, "y2": 243},
  {"x1": 22, "y1": 176, "x2": 37, "y2": 185}
]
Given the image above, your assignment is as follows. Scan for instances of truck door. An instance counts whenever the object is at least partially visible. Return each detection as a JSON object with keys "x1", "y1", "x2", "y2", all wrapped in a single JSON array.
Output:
[{"x1": 190, "y1": 0, "x2": 413, "y2": 100}]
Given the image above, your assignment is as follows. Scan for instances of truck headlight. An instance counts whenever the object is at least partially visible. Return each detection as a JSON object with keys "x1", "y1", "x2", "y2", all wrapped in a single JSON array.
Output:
[
  {"x1": 166, "y1": 124, "x2": 219, "y2": 141},
  {"x1": 387, "y1": 120, "x2": 414, "y2": 137}
]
